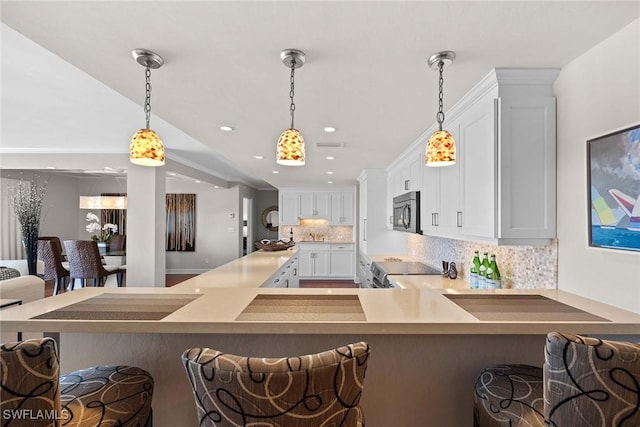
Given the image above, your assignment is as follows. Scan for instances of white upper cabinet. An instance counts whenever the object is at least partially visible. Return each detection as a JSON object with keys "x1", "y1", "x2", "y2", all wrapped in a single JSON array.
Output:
[
  {"x1": 299, "y1": 192, "x2": 329, "y2": 218},
  {"x1": 279, "y1": 188, "x2": 356, "y2": 225},
  {"x1": 279, "y1": 192, "x2": 300, "y2": 225},
  {"x1": 329, "y1": 192, "x2": 355, "y2": 225},
  {"x1": 420, "y1": 68, "x2": 558, "y2": 245}
]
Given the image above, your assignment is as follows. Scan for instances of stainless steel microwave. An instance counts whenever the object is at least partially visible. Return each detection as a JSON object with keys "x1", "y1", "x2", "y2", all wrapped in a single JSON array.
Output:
[{"x1": 392, "y1": 191, "x2": 421, "y2": 234}]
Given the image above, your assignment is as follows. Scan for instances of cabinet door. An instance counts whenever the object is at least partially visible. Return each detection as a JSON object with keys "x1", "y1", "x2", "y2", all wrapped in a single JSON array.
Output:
[
  {"x1": 358, "y1": 179, "x2": 368, "y2": 250},
  {"x1": 421, "y1": 164, "x2": 440, "y2": 234},
  {"x1": 300, "y1": 192, "x2": 329, "y2": 218},
  {"x1": 330, "y1": 192, "x2": 354, "y2": 225},
  {"x1": 329, "y1": 251, "x2": 354, "y2": 277},
  {"x1": 299, "y1": 193, "x2": 315, "y2": 218},
  {"x1": 314, "y1": 252, "x2": 329, "y2": 276},
  {"x1": 458, "y1": 97, "x2": 496, "y2": 237},
  {"x1": 437, "y1": 119, "x2": 462, "y2": 234},
  {"x1": 298, "y1": 251, "x2": 313, "y2": 277},
  {"x1": 314, "y1": 193, "x2": 330, "y2": 218},
  {"x1": 279, "y1": 192, "x2": 300, "y2": 225}
]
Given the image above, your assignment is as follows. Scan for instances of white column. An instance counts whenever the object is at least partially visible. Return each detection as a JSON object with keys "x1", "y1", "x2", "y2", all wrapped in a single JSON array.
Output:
[{"x1": 126, "y1": 166, "x2": 166, "y2": 287}]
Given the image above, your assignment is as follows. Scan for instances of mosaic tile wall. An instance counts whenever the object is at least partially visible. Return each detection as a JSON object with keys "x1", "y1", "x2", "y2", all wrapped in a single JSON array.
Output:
[
  {"x1": 280, "y1": 224, "x2": 354, "y2": 243},
  {"x1": 407, "y1": 234, "x2": 558, "y2": 289}
]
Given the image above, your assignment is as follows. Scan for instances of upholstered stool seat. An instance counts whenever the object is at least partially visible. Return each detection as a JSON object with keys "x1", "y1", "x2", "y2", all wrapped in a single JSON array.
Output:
[
  {"x1": 473, "y1": 364, "x2": 544, "y2": 427},
  {"x1": 1, "y1": 338, "x2": 154, "y2": 427},
  {"x1": 60, "y1": 365, "x2": 154, "y2": 426}
]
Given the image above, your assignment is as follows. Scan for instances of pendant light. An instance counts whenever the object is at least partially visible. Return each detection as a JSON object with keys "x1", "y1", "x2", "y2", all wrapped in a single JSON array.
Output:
[
  {"x1": 79, "y1": 196, "x2": 127, "y2": 210},
  {"x1": 276, "y1": 49, "x2": 306, "y2": 166},
  {"x1": 130, "y1": 49, "x2": 165, "y2": 167},
  {"x1": 425, "y1": 51, "x2": 456, "y2": 167}
]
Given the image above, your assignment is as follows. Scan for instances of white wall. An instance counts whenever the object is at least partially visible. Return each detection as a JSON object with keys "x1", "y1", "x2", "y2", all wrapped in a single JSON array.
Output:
[
  {"x1": 165, "y1": 180, "x2": 240, "y2": 273},
  {"x1": 555, "y1": 18, "x2": 640, "y2": 313}
]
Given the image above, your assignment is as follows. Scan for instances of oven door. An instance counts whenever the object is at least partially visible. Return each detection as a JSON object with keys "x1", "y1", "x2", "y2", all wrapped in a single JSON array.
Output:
[{"x1": 371, "y1": 274, "x2": 389, "y2": 289}]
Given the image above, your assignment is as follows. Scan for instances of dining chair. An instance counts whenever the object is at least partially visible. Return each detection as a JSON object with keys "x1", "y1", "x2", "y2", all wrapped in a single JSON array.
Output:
[
  {"x1": 1, "y1": 337, "x2": 154, "y2": 427},
  {"x1": 37, "y1": 238, "x2": 70, "y2": 295},
  {"x1": 63, "y1": 240, "x2": 124, "y2": 288},
  {"x1": 109, "y1": 234, "x2": 126, "y2": 251},
  {"x1": 182, "y1": 341, "x2": 370, "y2": 427}
]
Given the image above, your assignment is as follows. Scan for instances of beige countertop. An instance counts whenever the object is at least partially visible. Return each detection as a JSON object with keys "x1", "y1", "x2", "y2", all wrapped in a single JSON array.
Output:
[{"x1": 2, "y1": 248, "x2": 639, "y2": 336}]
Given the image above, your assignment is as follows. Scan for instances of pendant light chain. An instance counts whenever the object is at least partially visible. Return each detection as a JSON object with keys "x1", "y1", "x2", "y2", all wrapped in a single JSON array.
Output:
[
  {"x1": 144, "y1": 65, "x2": 152, "y2": 130},
  {"x1": 289, "y1": 60, "x2": 296, "y2": 129},
  {"x1": 436, "y1": 61, "x2": 445, "y2": 131}
]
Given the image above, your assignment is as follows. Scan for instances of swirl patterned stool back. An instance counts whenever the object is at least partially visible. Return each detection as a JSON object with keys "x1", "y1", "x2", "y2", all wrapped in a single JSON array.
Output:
[
  {"x1": 473, "y1": 332, "x2": 640, "y2": 427},
  {"x1": 182, "y1": 341, "x2": 370, "y2": 427},
  {"x1": 544, "y1": 332, "x2": 640, "y2": 426},
  {"x1": 0, "y1": 338, "x2": 61, "y2": 427},
  {"x1": 1, "y1": 338, "x2": 154, "y2": 427}
]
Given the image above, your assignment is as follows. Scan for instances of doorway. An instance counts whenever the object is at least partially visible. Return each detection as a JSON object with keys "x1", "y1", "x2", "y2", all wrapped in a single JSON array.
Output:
[{"x1": 242, "y1": 197, "x2": 253, "y2": 256}]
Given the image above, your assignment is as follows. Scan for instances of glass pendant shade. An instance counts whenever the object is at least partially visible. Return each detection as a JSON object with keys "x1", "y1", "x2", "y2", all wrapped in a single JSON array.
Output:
[
  {"x1": 79, "y1": 196, "x2": 127, "y2": 210},
  {"x1": 130, "y1": 128, "x2": 165, "y2": 166},
  {"x1": 425, "y1": 129, "x2": 456, "y2": 167},
  {"x1": 276, "y1": 128, "x2": 305, "y2": 166}
]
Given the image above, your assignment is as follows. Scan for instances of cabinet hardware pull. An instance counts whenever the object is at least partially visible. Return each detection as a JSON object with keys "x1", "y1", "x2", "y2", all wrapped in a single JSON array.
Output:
[
  {"x1": 434, "y1": 213, "x2": 439, "y2": 226},
  {"x1": 404, "y1": 179, "x2": 410, "y2": 191},
  {"x1": 363, "y1": 219, "x2": 367, "y2": 241},
  {"x1": 457, "y1": 211, "x2": 463, "y2": 227}
]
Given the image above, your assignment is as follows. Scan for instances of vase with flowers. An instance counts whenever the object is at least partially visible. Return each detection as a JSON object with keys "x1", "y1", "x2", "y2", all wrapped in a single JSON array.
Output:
[
  {"x1": 85, "y1": 212, "x2": 118, "y2": 252},
  {"x1": 8, "y1": 177, "x2": 47, "y2": 275}
]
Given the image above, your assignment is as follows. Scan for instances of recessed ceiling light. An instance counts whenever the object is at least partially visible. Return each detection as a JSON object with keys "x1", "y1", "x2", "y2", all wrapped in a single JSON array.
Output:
[
  {"x1": 328, "y1": 181, "x2": 334, "y2": 184},
  {"x1": 272, "y1": 171, "x2": 280, "y2": 174},
  {"x1": 220, "y1": 125, "x2": 234, "y2": 132},
  {"x1": 195, "y1": 180, "x2": 201, "y2": 183},
  {"x1": 324, "y1": 127, "x2": 336, "y2": 133},
  {"x1": 46, "y1": 166, "x2": 56, "y2": 169},
  {"x1": 255, "y1": 155, "x2": 264, "y2": 160},
  {"x1": 214, "y1": 185, "x2": 220, "y2": 189},
  {"x1": 325, "y1": 156, "x2": 335, "y2": 160},
  {"x1": 327, "y1": 171, "x2": 334, "y2": 175},
  {"x1": 167, "y1": 172, "x2": 176, "y2": 176}
]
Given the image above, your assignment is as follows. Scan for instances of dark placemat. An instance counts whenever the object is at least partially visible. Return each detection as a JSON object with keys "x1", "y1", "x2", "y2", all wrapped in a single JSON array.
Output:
[
  {"x1": 444, "y1": 294, "x2": 609, "y2": 322},
  {"x1": 236, "y1": 294, "x2": 366, "y2": 321},
  {"x1": 32, "y1": 293, "x2": 201, "y2": 321}
]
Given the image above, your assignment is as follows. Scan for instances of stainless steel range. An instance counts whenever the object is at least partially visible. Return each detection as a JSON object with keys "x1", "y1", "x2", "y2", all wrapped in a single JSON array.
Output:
[{"x1": 370, "y1": 261, "x2": 441, "y2": 288}]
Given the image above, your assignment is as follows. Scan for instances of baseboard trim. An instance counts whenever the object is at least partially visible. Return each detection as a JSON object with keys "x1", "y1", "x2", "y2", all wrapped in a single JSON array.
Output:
[{"x1": 166, "y1": 269, "x2": 208, "y2": 275}]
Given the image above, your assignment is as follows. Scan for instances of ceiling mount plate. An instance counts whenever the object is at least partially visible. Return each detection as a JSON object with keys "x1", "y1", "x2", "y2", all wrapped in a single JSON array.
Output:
[
  {"x1": 427, "y1": 51, "x2": 455, "y2": 69},
  {"x1": 132, "y1": 48, "x2": 164, "y2": 69},
  {"x1": 281, "y1": 49, "x2": 306, "y2": 69}
]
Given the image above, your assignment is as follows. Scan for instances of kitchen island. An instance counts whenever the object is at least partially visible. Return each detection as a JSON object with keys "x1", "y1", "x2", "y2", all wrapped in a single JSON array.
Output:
[{"x1": 2, "y1": 249, "x2": 639, "y2": 427}]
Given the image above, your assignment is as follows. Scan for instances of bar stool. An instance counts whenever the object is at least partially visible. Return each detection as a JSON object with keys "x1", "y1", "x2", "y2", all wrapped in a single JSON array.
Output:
[
  {"x1": 473, "y1": 332, "x2": 640, "y2": 426},
  {"x1": 182, "y1": 341, "x2": 370, "y2": 427},
  {"x1": 1, "y1": 338, "x2": 154, "y2": 427}
]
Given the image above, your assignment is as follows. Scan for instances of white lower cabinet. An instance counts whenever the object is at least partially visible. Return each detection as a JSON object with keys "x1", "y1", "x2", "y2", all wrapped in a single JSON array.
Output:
[
  {"x1": 297, "y1": 243, "x2": 354, "y2": 279},
  {"x1": 262, "y1": 255, "x2": 299, "y2": 288}
]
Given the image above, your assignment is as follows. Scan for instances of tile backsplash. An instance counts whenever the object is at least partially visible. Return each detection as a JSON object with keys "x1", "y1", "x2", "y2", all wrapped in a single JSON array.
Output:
[
  {"x1": 280, "y1": 224, "x2": 354, "y2": 243},
  {"x1": 407, "y1": 234, "x2": 558, "y2": 289}
]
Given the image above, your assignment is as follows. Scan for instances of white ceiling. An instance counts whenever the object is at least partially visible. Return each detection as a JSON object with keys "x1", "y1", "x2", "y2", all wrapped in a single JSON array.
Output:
[{"x1": 2, "y1": 1, "x2": 639, "y2": 190}]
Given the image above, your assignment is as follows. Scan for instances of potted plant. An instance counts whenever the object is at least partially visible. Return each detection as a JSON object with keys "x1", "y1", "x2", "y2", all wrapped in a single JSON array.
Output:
[{"x1": 85, "y1": 212, "x2": 118, "y2": 252}]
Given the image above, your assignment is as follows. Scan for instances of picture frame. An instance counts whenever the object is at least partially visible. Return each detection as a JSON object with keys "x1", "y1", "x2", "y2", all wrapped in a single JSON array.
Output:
[{"x1": 587, "y1": 124, "x2": 640, "y2": 252}]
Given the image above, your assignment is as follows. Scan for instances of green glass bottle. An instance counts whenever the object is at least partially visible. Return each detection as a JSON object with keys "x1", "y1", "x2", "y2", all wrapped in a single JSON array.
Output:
[
  {"x1": 470, "y1": 250, "x2": 481, "y2": 288},
  {"x1": 486, "y1": 254, "x2": 502, "y2": 288},
  {"x1": 478, "y1": 252, "x2": 490, "y2": 288}
]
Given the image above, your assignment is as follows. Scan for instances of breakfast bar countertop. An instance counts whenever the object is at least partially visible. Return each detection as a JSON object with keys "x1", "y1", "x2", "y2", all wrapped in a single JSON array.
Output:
[{"x1": 1, "y1": 247, "x2": 639, "y2": 336}]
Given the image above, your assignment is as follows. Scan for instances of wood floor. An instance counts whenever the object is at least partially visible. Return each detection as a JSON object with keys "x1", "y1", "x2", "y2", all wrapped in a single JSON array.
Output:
[{"x1": 44, "y1": 276, "x2": 358, "y2": 297}]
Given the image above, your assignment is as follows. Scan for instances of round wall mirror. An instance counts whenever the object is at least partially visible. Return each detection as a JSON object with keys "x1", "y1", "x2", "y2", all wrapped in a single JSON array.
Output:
[{"x1": 261, "y1": 206, "x2": 279, "y2": 231}]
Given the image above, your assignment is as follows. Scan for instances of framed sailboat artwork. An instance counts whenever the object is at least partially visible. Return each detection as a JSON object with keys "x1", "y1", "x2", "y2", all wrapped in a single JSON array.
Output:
[{"x1": 587, "y1": 123, "x2": 640, "y2": 252}]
